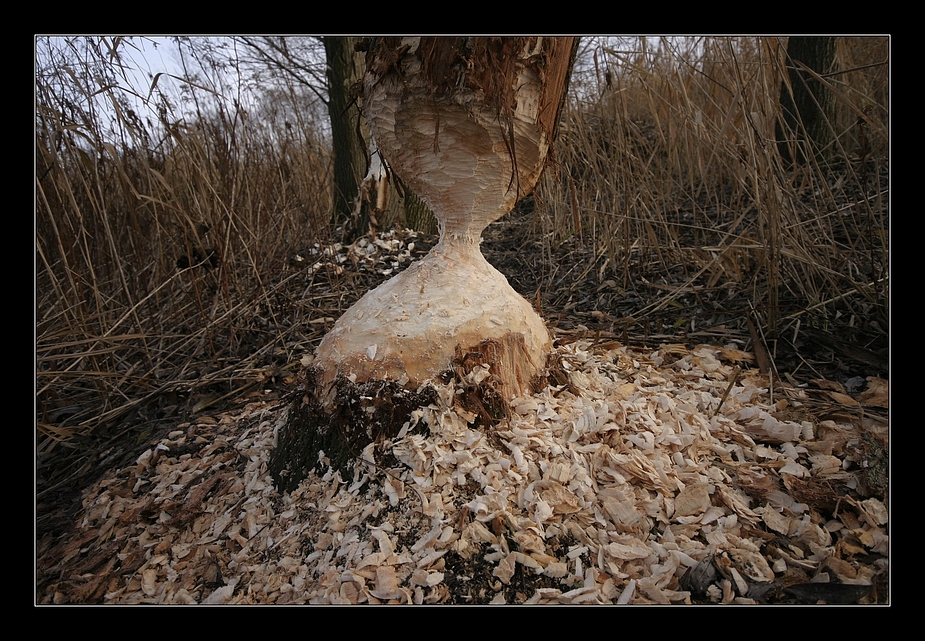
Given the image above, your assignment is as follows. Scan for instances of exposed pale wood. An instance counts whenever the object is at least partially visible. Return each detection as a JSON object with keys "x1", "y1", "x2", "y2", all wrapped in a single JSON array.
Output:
[
  {"x1": 315, "y1": 241, "x2": 550, "y2": 397},
  {"x1": 314, "y1": 37, "x2": 576, "y2": 398}
]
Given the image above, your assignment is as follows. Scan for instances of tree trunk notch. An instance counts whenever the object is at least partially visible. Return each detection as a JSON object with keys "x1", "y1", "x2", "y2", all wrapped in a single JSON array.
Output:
[
  {"x1": 272, "y1": 37, "x2": 576, "y2": 486},
  {"x1": 362, "y1": 37, "x2": 576, "y2": 243}
]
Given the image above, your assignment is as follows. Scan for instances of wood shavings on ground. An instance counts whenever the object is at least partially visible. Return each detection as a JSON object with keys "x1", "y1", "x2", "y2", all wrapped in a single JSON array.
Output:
[{"x1": 36, "y1": 341, "x2": 889, "y2": 605}]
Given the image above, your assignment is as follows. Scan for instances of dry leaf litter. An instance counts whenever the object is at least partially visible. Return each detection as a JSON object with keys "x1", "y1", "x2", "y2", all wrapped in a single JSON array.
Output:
[{"x1": 37, "y1": 340, "x2": 888, "y2": 604}]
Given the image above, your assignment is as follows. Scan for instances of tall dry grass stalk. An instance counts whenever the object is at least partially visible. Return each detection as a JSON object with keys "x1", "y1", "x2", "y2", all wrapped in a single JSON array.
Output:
[
  {"x1": 36, "y1": 37, "x2": 333, "y2": 451},
  {"x1": 538, "y1": 36, "x2": 888, "y2": 345}
]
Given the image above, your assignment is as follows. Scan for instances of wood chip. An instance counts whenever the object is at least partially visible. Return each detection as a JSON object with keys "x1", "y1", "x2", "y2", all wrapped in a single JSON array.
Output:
[{"x1": 36, "y1": 342, "x2": 889, "y2": 605}]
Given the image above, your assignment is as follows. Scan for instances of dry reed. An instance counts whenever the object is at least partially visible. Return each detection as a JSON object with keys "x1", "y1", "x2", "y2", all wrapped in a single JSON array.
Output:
[
  {"x1": 36, "y1": 37, "x2": 335, "y2": 458},
  {"x1": 538, "y1": 36, "x2": 888, "y2": 353}
]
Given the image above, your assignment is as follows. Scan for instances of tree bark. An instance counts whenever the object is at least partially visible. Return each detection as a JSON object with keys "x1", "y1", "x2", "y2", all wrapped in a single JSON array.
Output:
[
  {"x1": 402, "y1": 189, "x2": 437, "y2": 235},
  {"x1": 775, "y1": 36, "x2": 838, "y2": 167},
  {"x1": 324, "y1": 37, "x2": 366, "y2": 227}
]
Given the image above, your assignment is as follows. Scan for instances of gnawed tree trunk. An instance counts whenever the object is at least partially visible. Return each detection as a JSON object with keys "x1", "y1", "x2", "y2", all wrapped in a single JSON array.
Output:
[{"x1": 271, "y1": 37, "x2": 576, "y2": 490}]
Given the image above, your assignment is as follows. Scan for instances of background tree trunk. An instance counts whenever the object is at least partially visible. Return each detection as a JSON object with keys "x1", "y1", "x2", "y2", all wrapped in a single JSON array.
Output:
[
  {"x1": 402, "y1": 189, "x2": 438, "y2": 235},
  {"x1": 775, "y1": 36, "x2": 838, "y2": 167},
  {"x1": 324, "y1": 37, "x2": 366, "y2": 227}
]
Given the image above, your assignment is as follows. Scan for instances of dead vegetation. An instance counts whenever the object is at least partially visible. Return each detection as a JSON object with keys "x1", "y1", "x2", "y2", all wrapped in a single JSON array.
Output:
[
  {"x1": 538, "y1": 37, "x2": 887, "y2": 348},
  {"x1": 35, "y1": 36, "x2": 888, "y2": 604}
]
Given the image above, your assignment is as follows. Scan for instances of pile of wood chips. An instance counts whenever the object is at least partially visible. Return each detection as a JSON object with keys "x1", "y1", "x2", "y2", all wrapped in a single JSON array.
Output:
[{"x1": 36, "y1": 340, "x2": 888, "y2": 604}]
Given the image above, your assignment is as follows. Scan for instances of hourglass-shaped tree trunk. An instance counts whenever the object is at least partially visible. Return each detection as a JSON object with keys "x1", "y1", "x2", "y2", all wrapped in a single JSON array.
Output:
[{"x1": 270, "y1": 37, "x2": 576, "y2": 490}]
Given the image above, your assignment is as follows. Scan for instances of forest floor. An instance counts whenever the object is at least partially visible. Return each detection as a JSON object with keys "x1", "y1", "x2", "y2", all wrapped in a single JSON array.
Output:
[{"x1": 35, "y1": 205, "x2": 889, "y2": 605}]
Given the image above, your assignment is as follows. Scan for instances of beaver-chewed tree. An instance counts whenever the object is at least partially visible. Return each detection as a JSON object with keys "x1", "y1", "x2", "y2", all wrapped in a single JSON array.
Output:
[{"x1": 271, "y1": 37, "x2": 577, "y2": 491}]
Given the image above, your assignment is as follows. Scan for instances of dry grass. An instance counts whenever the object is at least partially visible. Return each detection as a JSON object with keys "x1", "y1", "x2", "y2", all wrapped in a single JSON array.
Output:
[
  {"x1": 35, "y1": 38, "x2": 336, "y2": 459},
  {"x1": 35, "y1": 36, "x2": 888, "y2": 457},
  {"x1": 537, "y1": 36, "x2": 888, "y2": 350}
]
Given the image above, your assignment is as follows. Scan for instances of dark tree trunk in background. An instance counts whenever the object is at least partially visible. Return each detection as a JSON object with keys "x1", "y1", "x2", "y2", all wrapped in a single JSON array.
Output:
[
  {"x1": 403, "y1": 190, "x2": 438, "y2": 235},
  {"x1": 776, "y1": 36, "x2": 838, "y2": 168},
  {"x1": 324, "y1": 37, "x2": 366, "y2": 228}
]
